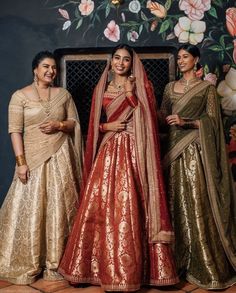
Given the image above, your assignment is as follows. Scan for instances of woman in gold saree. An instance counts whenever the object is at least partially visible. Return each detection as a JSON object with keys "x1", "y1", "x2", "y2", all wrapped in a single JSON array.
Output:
[
  {"x1": 0, "y1": 51, "x2": 83, "y2": 284},
  {"x1": 160, "y1": 44, "x2": 236, "y2": 289},
  {"x1": 59, "y1": 44, "x2": 178, "y2": 291}
]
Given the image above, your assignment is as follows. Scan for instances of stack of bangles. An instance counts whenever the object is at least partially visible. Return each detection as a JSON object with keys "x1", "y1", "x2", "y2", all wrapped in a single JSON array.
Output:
[{"x1": 16, "y1": 154, "x2": 27, "y2": 166}]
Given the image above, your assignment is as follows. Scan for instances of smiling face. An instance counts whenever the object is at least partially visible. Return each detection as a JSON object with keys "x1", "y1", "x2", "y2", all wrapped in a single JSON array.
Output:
[
  {"x1": 111, "y1": 48, "x2": 132, "y2": 76},
  {"x1": 34, "y1": 57, "x2": 57, "y2": 85},
  {"x1": 177, "y1": 49, "x2": 199, "y2": 74}
]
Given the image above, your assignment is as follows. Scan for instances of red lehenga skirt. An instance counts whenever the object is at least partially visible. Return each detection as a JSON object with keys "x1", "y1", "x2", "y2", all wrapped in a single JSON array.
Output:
[{"x1": 59, "y1": 131, "x2": 178, "y2": 291}]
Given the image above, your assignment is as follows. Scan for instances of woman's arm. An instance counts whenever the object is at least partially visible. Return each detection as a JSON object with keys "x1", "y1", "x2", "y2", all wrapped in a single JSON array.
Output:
[{"x1": 11, "y1": 132, "x2": 29, "y2": 184}]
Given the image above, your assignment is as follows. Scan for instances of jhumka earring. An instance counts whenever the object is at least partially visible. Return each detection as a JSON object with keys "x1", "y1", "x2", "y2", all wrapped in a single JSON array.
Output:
[{"x1": 193, "y1": 63, "x2": 197, "y2": 72}]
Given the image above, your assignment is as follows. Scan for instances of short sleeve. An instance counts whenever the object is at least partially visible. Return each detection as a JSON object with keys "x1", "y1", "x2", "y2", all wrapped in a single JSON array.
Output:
[
  {"x1": 8, "y1": 91, "x2": 25, "y2": 133},
  {"x1": 160, "y1": 82, "x2": 172, "y2": 118}
]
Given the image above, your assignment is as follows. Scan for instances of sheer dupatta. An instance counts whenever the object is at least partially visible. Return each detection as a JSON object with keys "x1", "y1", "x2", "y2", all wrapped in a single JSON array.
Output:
[{"x1": 82, "y1": 52, "x2": 173, "y2": 244}]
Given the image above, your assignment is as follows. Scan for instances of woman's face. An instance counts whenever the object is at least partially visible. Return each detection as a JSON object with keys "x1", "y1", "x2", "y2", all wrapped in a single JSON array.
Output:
[
  {"x1": 34, "y1": 57, "x2": 57, "y2": 84},
  {"x1": 177, "y1": 49, "x2": 198, "y2": 74},
  {"x1": 111, "y1": 48, "x2": 132, "y2": 76}
]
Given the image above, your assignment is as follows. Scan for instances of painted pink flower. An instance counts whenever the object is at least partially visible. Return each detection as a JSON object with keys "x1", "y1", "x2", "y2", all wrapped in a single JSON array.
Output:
[
  {"x1": 58, "y1": 8, "x2": 70, "y2": 20},
  {"x1": 104, "y1": 20, "x2": 120, "y2": 42},
  {"x1": 226, "y1": 7, "x2": 236, "y2": 37},
  {"x1": 78, "y1": 0, "x2": 94, "y2": 16},
  {"x1": 127, "y1": 30, "x2": 139, "y2": 42},
  {"x1": 204, "y1": 73, "x2": 217, "y2": 86},
  {"x1": 179, "y1": 0, "x2": 211, "y2": 20},
  {"x1": 233, "y1": 39, "x2": 236, "y2": 64}
]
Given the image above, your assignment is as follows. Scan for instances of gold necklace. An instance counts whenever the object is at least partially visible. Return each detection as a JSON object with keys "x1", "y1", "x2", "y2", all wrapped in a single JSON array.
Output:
[
  {"x1": 179, "y1": 77, "x2": 200, "y2": 93},
  {"x1": 32, "y1": 82, "x2": 51, "y2": 115},
  {"x1": 110, "y1": 80, "x2": 125, "y2": 91}
]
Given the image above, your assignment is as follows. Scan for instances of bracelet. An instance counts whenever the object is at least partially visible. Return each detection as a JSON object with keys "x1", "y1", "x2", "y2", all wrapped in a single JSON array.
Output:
[
  {"x1": 182, "y1": 121, "x2": 196, "y2": 129},
  {"x1": 16, "y1": 154, "x2": 27, "y2": 166},
  {"x1": 59, "y1": 121, "x2": 65, "y2": 131},
  {"x1": 125, "y1": 91, "x2": 133, "y2": 94},
  {"x1": 99, "y1": 123, "x2": 106, "y2": 133}
]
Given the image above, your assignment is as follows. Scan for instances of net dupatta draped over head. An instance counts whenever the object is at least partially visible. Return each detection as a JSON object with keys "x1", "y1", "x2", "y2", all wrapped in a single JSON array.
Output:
[{"x1": 82, "y1": 50, "x2": 174, "y2": 244}]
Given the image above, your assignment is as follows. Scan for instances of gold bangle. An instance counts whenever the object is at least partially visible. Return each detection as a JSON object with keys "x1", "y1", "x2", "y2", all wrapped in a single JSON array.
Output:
[
  {"x1": 59, "y1": 121, "x2": 65, "y2": 131},
  {"x1": 16, "y1": 154, "x2": 26, "y2": 166}
]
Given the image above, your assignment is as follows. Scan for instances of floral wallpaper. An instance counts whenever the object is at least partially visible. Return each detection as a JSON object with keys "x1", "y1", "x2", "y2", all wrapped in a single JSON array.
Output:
[{"x1": 48, "y1": 0, "x2": 236, "y2": 178}]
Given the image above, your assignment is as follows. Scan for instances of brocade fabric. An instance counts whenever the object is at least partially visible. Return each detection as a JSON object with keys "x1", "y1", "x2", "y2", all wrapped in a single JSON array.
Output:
[
  {"x1": 161, "y1": 81, "x2": 236, "y2": 289},
  {"x1": 0, "y1": 88, "x2": 83, "y2": 284},
  {"x1": 59, "y1": 88, "x2": 179, "y2": 291}
]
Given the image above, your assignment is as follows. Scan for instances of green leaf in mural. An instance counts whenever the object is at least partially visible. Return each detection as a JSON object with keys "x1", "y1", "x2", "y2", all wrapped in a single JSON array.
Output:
[
  {"x1": 219, "y1": 50, "x2": 225, "y2": 62},
  {"x1": 139, "y1": 24, "x2": 143, "y2": 35},
  {"x1": 165, "y1": 0, "x2": 172, "y2": 11},
  {"x1": 204, "y1": 64, "x2": 209, "y2": 75},
  {"x1": 141, "y1": 11, "x2": 148, "y2": 21},
  {"x1": 105, "y1": 3, "x2": 110, "y2": 18},
  {"x1": 226, "y1": 44, "x2": 234, "y2": 50},
  {"x1": 159, "y1": 20, "x2": 170, "y2": 34},
  {"x1": 76, "y1": 18, "x2": 83, "y2": 30},
  {"x1": 219, "y1": 35, "x2": 225, "y2": 48},
  {"x1": 211, "y1": 0, "x2": 223, "y2": 8},
  {"x1": 208, "y1": 45, "x2": 223, "y2": 52},
  {"x1": 75, "y1": 7, "x2": 80, "y2": 18},
  {"x1": 208, "y1": 7, "x2": 218, "y2": 19}
]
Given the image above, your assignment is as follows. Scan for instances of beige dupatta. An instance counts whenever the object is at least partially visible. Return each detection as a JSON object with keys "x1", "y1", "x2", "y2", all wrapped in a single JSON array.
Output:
[{"x1": 9, "y1": 88, "x2": 83, "y2": 173}]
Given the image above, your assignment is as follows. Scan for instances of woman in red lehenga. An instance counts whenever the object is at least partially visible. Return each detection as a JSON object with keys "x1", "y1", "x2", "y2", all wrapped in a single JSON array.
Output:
[{"x1": 59, "y1": 44, "x2": 179, "y2": 292}]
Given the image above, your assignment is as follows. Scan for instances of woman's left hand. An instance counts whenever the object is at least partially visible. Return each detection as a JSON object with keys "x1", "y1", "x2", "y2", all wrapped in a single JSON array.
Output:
[
  {"x1": 39, "y1": 120, "x2": 60, "y2": 134},
  {"x1": 166, "y1": 114, "x2": 185, "y2": 126}
]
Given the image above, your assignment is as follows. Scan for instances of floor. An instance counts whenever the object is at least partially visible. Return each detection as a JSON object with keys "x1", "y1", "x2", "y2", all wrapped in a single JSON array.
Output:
[{"x1": 0, "y1": 279, "x2": 236, "y2": 293}]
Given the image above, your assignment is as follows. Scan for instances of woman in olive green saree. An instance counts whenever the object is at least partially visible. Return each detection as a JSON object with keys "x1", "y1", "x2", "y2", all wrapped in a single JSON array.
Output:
[
  {"x1": 0, "y1": 51, "x2": 83, "y2": 285},
  {"x1": 160, "y1": 44, "x2": 236, "y2": 289}
]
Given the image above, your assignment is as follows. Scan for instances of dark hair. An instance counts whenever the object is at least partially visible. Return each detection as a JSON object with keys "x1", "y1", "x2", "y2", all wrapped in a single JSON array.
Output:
[
  {"x1": 177, "y1": 44, "x2": 201, "y2": 58},
  {"x1": 178, "y1": 44, "x2": 201, "y2": 70},
  {"x1": 111, "y1": 44, "x2": 134, "y2": 60},
  {"x1": 32, "y1": 51, "x2": 56, "y2": 72}
]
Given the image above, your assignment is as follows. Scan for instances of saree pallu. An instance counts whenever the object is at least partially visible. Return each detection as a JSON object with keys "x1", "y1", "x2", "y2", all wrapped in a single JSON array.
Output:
[
  {"x1": 0, "y1": 88, "x2": 83, "y2": 284},
  {"x1": 59, "y1": 90, "x2": 178, "y2": 291},
  {"x1": 161, "y1": 81, "x2": 236, "y2": 289}
]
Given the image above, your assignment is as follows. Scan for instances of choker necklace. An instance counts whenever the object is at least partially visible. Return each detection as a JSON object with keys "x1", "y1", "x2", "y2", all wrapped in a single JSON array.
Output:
[
  {"x1": 32, "y1": 82, "x2": 51, "y2": 115},
  {"x1": 179, "y1": 77, "x2": 200, "y2": 93}
]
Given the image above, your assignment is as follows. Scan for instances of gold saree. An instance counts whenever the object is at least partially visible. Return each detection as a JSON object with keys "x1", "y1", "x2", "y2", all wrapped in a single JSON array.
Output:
[
  {"x1": 59, "y1": 54, "x2": 178, "y2": 291},
  {"x1": 0, "y1": 88, "x2": 83, "y2": 284},
  {"x1": 161, "y1": 81, "x2": 236, "y2": 289}
]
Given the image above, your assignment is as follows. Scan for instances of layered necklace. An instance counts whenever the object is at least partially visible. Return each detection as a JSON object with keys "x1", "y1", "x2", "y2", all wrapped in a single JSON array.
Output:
[
  {"x1": 179, "y1": 77, "x2": 200, "y2": 93},
  {"x1": 32, "y1": 82, "x2": 51, "y2": 115}
]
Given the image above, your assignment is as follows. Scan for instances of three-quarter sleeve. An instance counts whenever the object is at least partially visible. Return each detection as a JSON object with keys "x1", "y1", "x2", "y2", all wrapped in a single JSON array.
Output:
[{"x1": 8, "y1": 91, "x2": 25, "y2": 133}]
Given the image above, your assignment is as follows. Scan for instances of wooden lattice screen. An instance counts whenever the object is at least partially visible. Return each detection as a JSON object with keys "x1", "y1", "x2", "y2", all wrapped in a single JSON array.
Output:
[{"x1": 55, "y1": 47, "x2": 176, "y2": 135}]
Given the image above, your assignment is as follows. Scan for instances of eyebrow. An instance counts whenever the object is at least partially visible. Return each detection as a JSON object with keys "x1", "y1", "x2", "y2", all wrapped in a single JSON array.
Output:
[{"x1": 114, "y1": 54, "x2": 131, "y2": 59}]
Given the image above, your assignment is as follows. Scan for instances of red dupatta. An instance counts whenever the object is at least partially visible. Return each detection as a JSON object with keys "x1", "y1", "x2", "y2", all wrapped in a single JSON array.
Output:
[{"x1": 81, "y1": 53, "x2": 173, "y2": 243}]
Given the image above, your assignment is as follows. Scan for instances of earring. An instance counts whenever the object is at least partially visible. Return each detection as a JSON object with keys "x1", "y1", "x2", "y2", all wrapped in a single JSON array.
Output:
[
  {"x1": 108, "y1": 69, "x2": 114, "y2": 82},
  {"x1": 34, "y1": 73, "x2": 39, "y2": 85},
  {"x1": 194, "y1": 63, "x2": 197, "y2": 72}
]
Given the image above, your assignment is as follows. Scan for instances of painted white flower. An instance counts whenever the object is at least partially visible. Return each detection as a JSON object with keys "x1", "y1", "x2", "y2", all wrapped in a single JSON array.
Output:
[
  {"x1": 129, "y1": 0, "x2": 141, "y2": 13},
  {"x1": 127, "y1": 30, "x2": 139, "y2": 42},
  {"x1": 217, "y1": 67, "x2": 236, "y2": 116},
  {"x1": 174, "y1": 16, "x2": 206, "y2": 45},
  {"x1": 62, "y1": 20, "x2": 72, "y2": 30},
  {"x1": 79, "y1": 0, "x2": 94, "y2": 16}
]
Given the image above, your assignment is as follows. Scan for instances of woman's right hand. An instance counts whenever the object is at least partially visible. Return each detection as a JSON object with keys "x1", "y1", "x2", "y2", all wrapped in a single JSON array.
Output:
[
  {"x1": 104, "y1": 120, "x2": 127, "y2": 132},
  {"x1": 17, "y1": 164, "x2": 30, "y2": 185}
]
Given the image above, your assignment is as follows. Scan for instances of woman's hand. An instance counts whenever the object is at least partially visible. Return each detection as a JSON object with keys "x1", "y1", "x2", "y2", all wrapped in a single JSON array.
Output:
[
  {"x1": 166, "y1": 114, "x2": 185, "y2": 126},
  {"x1": 17, "y1": 164, "x2": 30, "y2": 185},
  {"x1": 124, "y1": 75, "x2": 136, "y2": 95},
  {"x1": 39, "y1": 120, "x2": 60, "y2": 134},
  {"x1": 104, "y1": 120, "x2": 127, "y2": 132}
]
